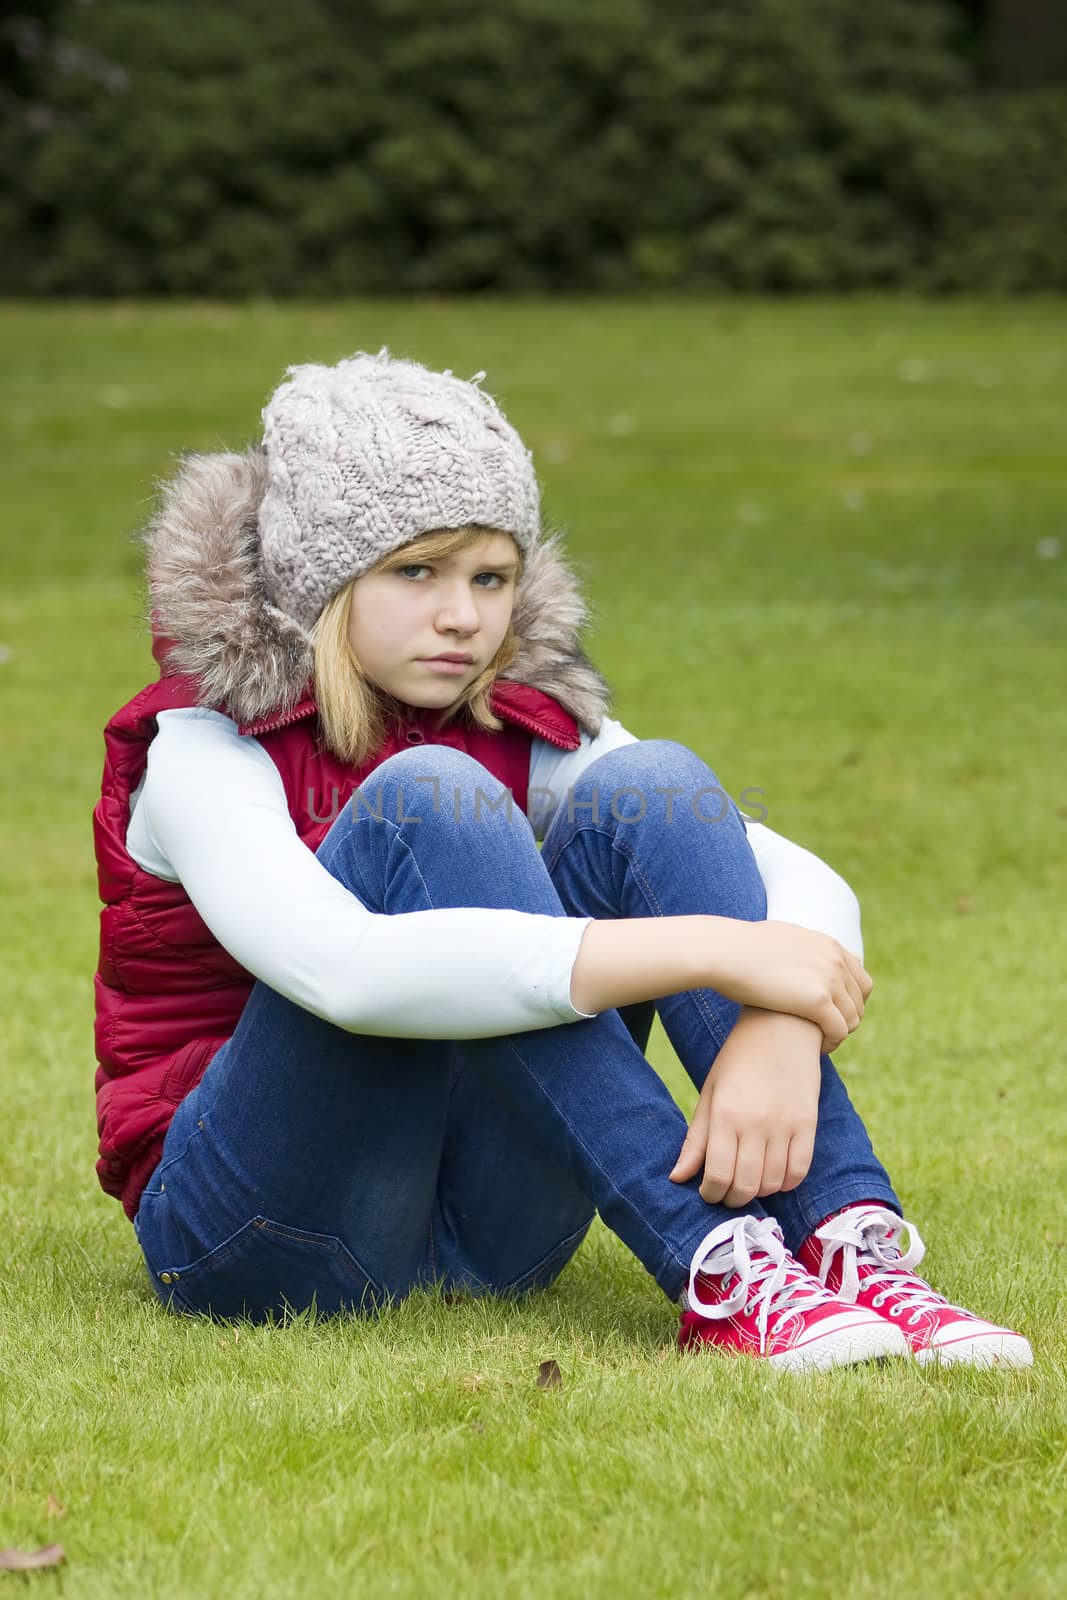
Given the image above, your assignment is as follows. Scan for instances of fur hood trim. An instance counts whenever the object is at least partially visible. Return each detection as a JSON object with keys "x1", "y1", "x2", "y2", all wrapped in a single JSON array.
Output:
[{"x1": 138, "y1": 447, "x2": 613, "y2": 738}]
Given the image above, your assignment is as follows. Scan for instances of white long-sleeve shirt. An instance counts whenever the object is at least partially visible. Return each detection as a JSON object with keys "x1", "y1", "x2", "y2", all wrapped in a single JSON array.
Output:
[{"x1": 125, "y1": 708, "x2": 862, "y2": 1040}]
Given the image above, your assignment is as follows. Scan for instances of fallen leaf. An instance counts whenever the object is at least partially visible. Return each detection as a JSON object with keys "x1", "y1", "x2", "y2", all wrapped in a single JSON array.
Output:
[
  {"x1": 460, "y1": 1373, "x2": 487, "y2": 1392},
  {"x1": 45, "y1": 1494, "x2": 66, "y2": 1519},
  {"x1": 0, "y1": 1545, "x2": 66, "y2": 1571},
  {"x1": 537, "y1": 1359, "x2": 562, "y2": 1389},
  {"x1": 954, "y1": 895, "x2": 976, "y2": 914}
]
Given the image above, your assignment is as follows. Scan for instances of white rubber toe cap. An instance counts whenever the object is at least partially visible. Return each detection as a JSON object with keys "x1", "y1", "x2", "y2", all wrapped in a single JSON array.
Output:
[
  {"x1": 769, "y1": 1310, "x2": 911, "y2": 1373},
  {"x1": 915, "y1": 1322, "x2": 1034, "y2": 1368}
]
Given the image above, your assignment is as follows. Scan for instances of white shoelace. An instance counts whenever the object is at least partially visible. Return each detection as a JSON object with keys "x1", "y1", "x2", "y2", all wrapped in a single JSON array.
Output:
[
  {"x1": 686, "y1": 1215, "x2": 841, "y2": 1355},
  {"x1": 813, "y1": 1204, "x2": 958, "y2": 1327}
]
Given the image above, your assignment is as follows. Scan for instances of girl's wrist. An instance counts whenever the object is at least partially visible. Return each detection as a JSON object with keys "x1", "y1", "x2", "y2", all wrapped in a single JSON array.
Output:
[{"x1": 738, "y1": 1004, "x2": 823, "y2": 1041}]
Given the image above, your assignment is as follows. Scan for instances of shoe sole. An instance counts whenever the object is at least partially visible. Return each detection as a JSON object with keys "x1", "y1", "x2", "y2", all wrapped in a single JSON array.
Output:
[
  {"x1": 914, "y1": 1332, "x2": 1034, "y2": 1369},
  {"x1": 768, "y1": 1316, "x2": 911, "y2": 1373}
]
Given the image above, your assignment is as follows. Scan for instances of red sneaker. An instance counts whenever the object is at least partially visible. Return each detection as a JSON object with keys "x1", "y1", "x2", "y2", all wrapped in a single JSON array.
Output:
[
  {"x1": 797, "y1": 1204, "x2": 1033, "y2": 1369},
  {"x1": 678, "y1": 1215, "x2": 910, "y2": 1372}
]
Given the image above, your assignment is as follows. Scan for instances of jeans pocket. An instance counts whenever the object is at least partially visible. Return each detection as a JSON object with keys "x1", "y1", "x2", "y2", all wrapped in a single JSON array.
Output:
[{"x1": 147, "y1": 1214, "x2": 383, "y2": 1324}]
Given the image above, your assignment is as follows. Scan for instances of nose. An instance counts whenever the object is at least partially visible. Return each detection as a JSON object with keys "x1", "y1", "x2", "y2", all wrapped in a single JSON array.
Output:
[{"x1": 435, "y1": 578, "x2": 481, "y2": 636}]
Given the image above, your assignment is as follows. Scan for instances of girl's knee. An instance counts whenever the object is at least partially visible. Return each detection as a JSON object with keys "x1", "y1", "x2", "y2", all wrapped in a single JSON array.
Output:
[
  {"x1": 354, "y1": 745, "x2": 523, "y2": 834},
  {"x1": 570, "y1": 738, "x2": 737, "y2": 827}
]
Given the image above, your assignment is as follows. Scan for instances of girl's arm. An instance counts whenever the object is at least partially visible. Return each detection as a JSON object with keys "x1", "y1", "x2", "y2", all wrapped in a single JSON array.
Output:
[
  {"x1": 529, "y1": 723, "x2": 872, "y2": 1204},
  {"x1": 129, "y1": 709, "x2": 597, "y2": 1039},
  {"x1": 742, "y1": 818, "x2": 863, "y2": 960},
  {"x1": 131, "y1": 711, "x2": 866, "y2": 1050},
  {"x1": 568, "y1": 917, "x2": 868, "y2": 1053}
]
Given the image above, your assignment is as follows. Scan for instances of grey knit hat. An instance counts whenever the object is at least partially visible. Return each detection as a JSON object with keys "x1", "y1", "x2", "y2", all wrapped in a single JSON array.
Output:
[{"x1": 257, "y1": 346, "x2": 542, "y2": 631}]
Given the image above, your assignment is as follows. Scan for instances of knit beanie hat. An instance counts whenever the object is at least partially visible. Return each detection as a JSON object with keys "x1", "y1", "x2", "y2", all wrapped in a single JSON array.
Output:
[{"x1": 257, "y1": 347, "x2": 543, "y2": 632}]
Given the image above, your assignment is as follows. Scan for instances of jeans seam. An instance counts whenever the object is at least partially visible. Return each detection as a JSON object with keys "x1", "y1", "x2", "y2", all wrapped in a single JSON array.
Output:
[
  {"x1": 612, "y1": 833, "x2": 731, "y2": 1054},
  {"x1": 500, "y1": 1036, "x2": 695, "y2": 1287},
  {"x1": 496, "y1": 1213, "x2": 593, "y2": 1295},
  {"x1": 548, "y1": 823, "x2": 731, "y2": 1056},
  {"x1": 351, "y1": 818, "x2": 439, "y2": 912}
]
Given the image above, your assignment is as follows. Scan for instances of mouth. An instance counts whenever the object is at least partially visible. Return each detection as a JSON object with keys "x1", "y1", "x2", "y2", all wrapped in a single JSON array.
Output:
[{"x1": 421, "y1": 654, "x2": 474, "y2": 665}]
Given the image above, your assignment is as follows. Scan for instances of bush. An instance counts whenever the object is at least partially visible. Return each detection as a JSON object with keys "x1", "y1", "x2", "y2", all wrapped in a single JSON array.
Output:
[{"x1": 2, "y1": 0, "x2": 1065, "y2": 294}]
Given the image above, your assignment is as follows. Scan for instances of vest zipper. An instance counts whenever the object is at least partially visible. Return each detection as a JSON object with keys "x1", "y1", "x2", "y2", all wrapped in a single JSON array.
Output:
[
  {"x1": 241, "y1": 702, "x2": 317, "y2": 738},
  {"x1": 497, "y1": 706, "x2": 576, "y2": 750}
]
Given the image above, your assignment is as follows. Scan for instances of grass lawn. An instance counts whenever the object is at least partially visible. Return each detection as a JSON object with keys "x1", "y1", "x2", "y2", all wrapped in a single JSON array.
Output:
[{"x1": 1, "y1": 297, "x2": 1065, "y2": 1598}]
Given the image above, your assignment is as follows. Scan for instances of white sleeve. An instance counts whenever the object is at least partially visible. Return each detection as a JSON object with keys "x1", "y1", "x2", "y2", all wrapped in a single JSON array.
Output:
[
  {"x1": 741, "y1": 819, "x2": 864, "y2": 961},
  {"x1": 527, "y1": 715, "x2": 640, "y2": 842},
  {"x1": 125, "y1": 708, "x2": 598, "y2": 1037},
  {"x1": 527, "y1": 720, "x2": 863, "y2": 958}
]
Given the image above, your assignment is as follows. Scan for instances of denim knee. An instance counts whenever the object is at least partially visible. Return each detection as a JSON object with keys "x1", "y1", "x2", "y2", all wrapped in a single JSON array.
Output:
[
  {"x1": 562, "y1": 738, "x2": 744, "y2": 830},
  {"x1": 541, "y1": 736, "x2": 766, "y2": 926},
  {"x1": 353, "y1": 744, "x2": 526, "y2": 833}
]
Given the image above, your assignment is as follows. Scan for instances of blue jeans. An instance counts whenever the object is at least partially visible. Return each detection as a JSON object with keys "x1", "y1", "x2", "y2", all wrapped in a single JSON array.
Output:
[{"x1": 133, "y1": 740, "x2": 899, "y2": 1323}]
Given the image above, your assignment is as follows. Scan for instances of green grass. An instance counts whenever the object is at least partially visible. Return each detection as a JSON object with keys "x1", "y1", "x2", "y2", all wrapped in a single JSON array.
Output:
[{"x1": 2, "y1": 297, "x2": 1065, "y2": 1598}]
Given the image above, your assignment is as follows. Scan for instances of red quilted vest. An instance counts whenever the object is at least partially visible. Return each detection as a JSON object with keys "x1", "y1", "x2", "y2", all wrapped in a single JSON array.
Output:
[{"x1": 92, "y1": 647, "x2": 582, "y2": 1222}]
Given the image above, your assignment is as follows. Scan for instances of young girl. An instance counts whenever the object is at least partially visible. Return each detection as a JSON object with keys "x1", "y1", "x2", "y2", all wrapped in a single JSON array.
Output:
[{"x1": 93, "y1": 348, "x2": 1031, "y2": 1372}]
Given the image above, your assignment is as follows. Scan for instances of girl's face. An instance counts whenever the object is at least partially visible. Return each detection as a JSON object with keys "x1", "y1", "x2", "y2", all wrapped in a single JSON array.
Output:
[{"x1": 346, "y1": 530, "x2": 520, "y2": 712}]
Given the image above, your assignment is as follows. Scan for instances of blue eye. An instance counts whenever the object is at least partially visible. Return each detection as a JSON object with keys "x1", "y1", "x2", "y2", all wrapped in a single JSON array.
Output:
[{"x1": 398, "y1": 565, "x2": 506, "y2": 588}]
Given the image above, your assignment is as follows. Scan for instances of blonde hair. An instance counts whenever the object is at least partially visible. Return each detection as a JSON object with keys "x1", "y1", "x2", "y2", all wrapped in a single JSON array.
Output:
[{"x1": 311, "y1": 525, "x2": 525, "y2": 767}]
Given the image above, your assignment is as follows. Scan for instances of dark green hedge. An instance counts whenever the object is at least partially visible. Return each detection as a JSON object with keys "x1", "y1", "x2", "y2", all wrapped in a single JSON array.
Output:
[{"x1": 3, "y1": 0, "x2": 1065, "y2": 294}]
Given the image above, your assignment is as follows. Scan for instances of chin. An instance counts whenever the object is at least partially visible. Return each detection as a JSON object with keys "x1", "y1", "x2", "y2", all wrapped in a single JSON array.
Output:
[{"x1": 401, "y1": 682, "x2": 464, "y2": 709}]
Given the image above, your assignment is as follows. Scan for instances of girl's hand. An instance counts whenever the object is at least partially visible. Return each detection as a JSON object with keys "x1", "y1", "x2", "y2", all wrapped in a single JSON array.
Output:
[
  {"x1": 668, "y1": 1007, "x2": 823, "y2": 1206},
  {"x1": 703, "y1": 920, "x2": 872, "y2": 1054}
]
